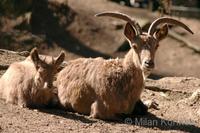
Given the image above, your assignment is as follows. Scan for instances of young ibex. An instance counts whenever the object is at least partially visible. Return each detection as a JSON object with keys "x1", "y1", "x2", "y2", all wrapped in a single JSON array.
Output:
[
  {"x1": 0, "y1": 48, "x2": 65, "y2": 108},
  {"x1": 56, "y1": 11, "x2": 193, "y2": 120}
]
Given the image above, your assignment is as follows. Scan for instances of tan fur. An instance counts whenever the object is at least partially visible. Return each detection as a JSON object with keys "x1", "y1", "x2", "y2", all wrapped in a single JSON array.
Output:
[
  {"x1": 57, "y1": 49, "x2": 144, "y2": 119},
  {"x1": 56, "y1": 13, "x2": 193, "y2": 119},
  {"x1": 56, "y1": 21, "x2": 169, "y2": 120},
  {"x1": 0, "y1": 48, "x2": 65, "y2": 108}
]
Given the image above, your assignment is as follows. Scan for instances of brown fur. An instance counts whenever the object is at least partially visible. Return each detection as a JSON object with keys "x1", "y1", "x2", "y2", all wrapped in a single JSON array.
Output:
[
  {"x1": 57, "y1": 49, "x2": 144, "y2": 119},
  {"x1": 56, "y1": 22, "x2": 168, "y2": 120},
  {"x1": 0, "y1": 48, "x2": 65, "y2": 108}
]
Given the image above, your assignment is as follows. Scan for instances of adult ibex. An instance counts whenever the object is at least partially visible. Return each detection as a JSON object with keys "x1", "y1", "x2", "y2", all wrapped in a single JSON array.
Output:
[{"x1": 56, "y1": 11, "x2": 193, "y2": 120}]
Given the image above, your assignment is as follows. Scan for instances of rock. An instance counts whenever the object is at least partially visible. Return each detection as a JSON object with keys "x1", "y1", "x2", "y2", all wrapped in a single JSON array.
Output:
[
  {"x1": 144, "y1": 100, "x2": 159, "y2": 110},
  {"x1": 187, "y1": 89, "x2": 200, "y2": 105},
  {"x1": 33, "y1": 109, "x2": 39, "y2": 112},
  {"x1": 59, "y1": 120, "x2": 64, "y2": 124},
  {"x1": 177, "y1": 89, "x2": 200, "y2": 106},
  {"x1": 160, "y1": 92, "x2": 169, "y2": 99},
  {"x1": 50, "y1": 114, "x2": 55, "y2": 118}
]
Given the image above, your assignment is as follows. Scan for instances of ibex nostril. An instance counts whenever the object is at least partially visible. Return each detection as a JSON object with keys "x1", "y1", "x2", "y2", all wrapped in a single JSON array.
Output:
[
  {"x1": 46, "y1": 82, "x2": 53, "y2": 88},
  {"x1": 144, "y1": 60, "x2": 149, "y2": 65},
  {"x1": 145, "y1": 60, "x2": 154, "y2": 68}
]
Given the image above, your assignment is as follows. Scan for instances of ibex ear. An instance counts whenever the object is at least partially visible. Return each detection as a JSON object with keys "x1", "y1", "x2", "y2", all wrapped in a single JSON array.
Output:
[
  {"x1": 55, "y1": 51, "x2": 65, "y2": 67},
  {"x1": 154, "y1": 24, "x2": 168, "y2": 41},
  {"x1": 124, "y1": 22, "x2": 137, "y2": 43},
  {"x1": 30, "y1": 48, "x2": 41, "y2": 69}
]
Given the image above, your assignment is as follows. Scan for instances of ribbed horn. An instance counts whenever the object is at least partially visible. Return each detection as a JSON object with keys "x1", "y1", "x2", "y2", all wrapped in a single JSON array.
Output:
[
  {"x1": 148, "y1": 17, "x2": 194, "y2": 35},
  {"x1": 95, "y1": 11, "x2": 142, "y2": 35}
]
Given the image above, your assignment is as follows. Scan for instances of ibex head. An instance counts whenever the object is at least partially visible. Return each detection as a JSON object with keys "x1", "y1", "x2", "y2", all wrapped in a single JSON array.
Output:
[
  {"x1": 95, "y1": 11, "x2": 193, "y2": 76},
  {"x1": 30, "y1": 48, "x2": 65, "y2": 89}
]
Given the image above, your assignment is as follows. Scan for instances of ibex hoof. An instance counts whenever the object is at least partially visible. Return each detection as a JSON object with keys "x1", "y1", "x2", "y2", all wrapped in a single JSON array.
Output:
[{"x1": 132, "y1": 100, "x2": 148, "y2": 115}]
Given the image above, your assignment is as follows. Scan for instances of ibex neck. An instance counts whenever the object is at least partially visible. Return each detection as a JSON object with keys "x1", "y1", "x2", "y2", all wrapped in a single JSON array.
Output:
[{"x1": 123, "y1": 49, "x2": 141, "y2": 70}]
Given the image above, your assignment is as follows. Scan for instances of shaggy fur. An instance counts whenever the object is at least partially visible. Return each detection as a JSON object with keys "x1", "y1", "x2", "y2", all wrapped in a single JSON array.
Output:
[
  {"x1": 57, "y1": 49, "x2": 144, "y2": 119},
  {"x1": 0, "y1": 48, "x2": 65, "y2": 108},
  {"x1": 56, "y1": 22, "x2": 168, "y2": 120},
  {"x1": 57, "y1": 13, "x2": 193, "y2": 119}
]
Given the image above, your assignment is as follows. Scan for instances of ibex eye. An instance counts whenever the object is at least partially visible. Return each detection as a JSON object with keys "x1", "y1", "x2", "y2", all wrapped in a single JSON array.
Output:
[{"x1": 133, "y1": 45, "x2": 137, "y2": 49}]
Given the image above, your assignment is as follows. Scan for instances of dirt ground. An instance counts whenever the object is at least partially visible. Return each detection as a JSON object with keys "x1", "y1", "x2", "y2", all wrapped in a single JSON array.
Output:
[
  {"x1": 0, "y1": 0, "x2": 200, "y2": 132},
  {"x1": 0, "y1": 53, "x2": 200, "y2": 132}
]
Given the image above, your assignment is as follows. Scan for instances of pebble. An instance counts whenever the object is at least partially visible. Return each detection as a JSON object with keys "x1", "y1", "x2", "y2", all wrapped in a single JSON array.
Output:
[
  {"x1": 189, "y1": 90, "x2": 200, "y2": 100},
  {"x1": 197, "y1": 109, "x2": 200, "y2": 117},
  {"x1": 160, "y1": 92, "x2": 169, "y2": 99},
  {"x1": 144, "y1": 100, "x2": 159, "y2": 110},
  {"x1": 50, "y1": 114, "x2": 55, "y2": 118},
  {"x1": 186, "y1": 90, "x2": 200, "y2": 106},
  {"x1": 59, "y1": 120, "x2": 64, "y2": 124},
  {"x1": 33, "y1": 109, "x2": 39, "y2": 112}
]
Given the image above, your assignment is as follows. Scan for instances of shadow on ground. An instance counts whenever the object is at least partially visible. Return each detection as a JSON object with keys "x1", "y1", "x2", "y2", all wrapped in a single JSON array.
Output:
[
  {"x1": 39, "y1": 107, "x2": 200, "y2": 133},
  {"x1": 127, "y1": 113, "x2": 200, "y2": 133}
]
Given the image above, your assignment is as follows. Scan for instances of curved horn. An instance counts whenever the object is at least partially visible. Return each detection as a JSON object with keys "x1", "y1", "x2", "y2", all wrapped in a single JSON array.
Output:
[
  {"x1": 148, "y1": 17, "x2": 194, "y2": 35},
  {"x1": 44, "y1": 57, "x2": 46, "y2": 62},
  {"x1": 95, "y1": 11, "x2": 142, "y2": 35},
  {"x1": 52, "y1": 56, "x2": 55, "y2": 65}
]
